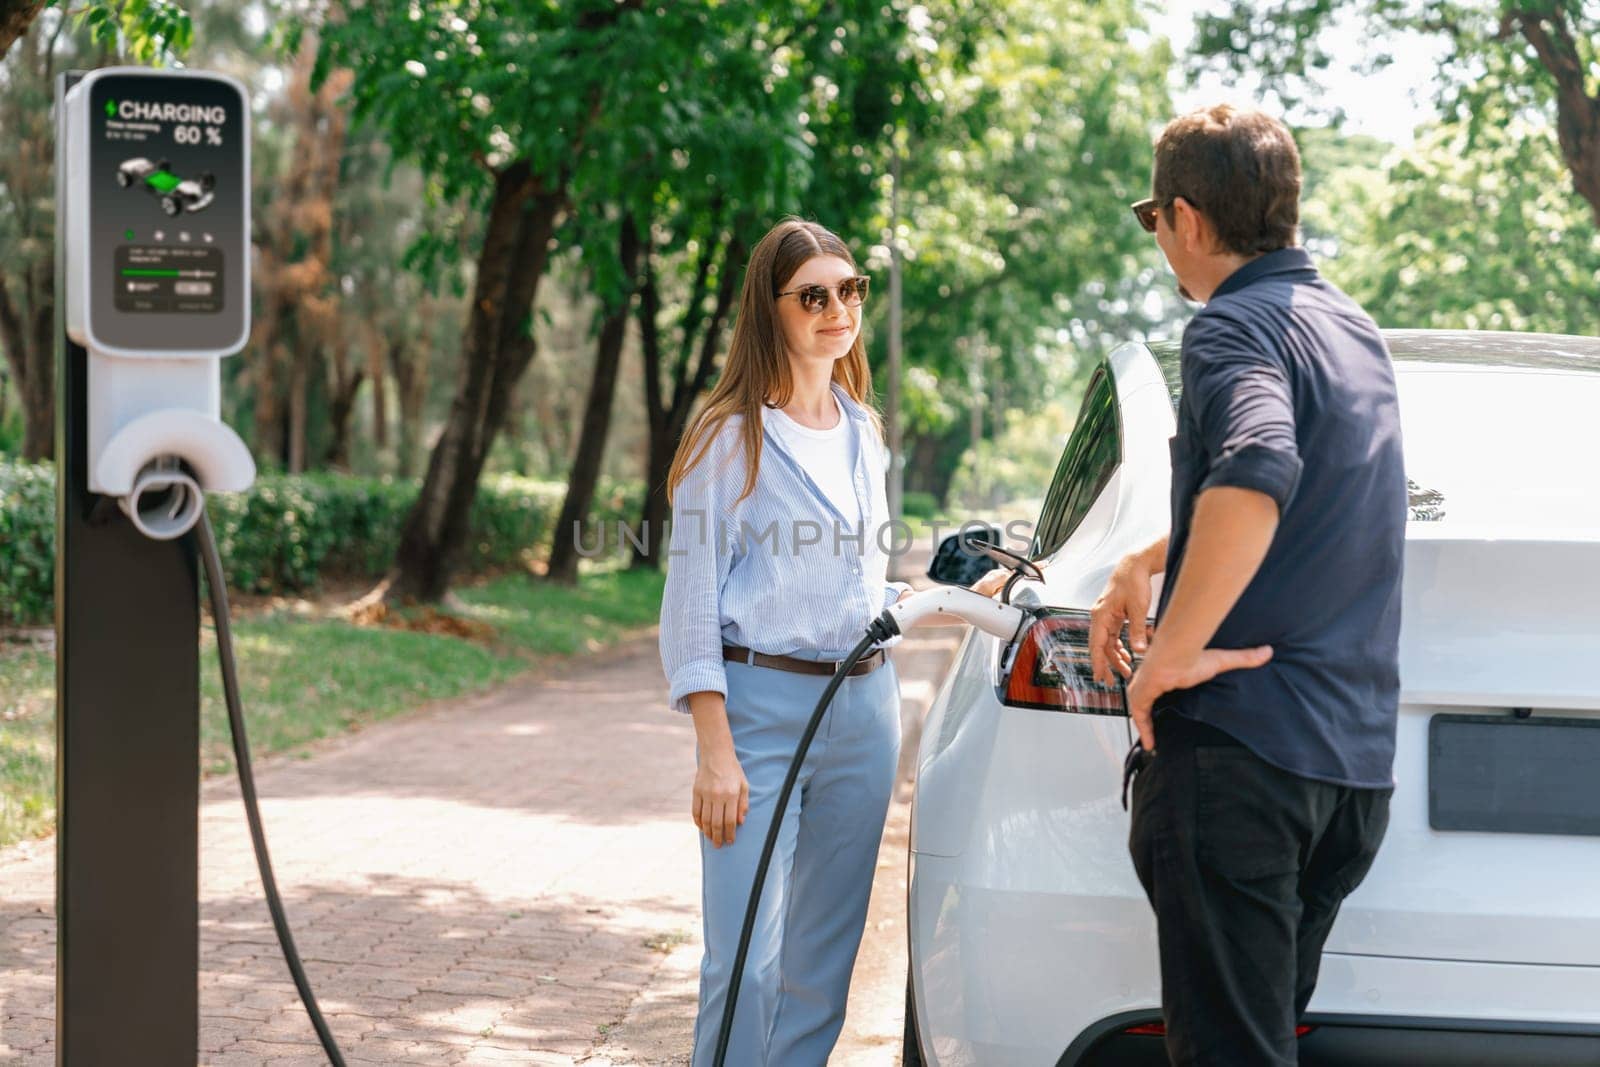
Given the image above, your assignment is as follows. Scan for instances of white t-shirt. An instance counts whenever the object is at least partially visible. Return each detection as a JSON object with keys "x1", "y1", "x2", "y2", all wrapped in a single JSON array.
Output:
[{"x1": 766, "y1": 399, "x2": 859, "y2": 526}]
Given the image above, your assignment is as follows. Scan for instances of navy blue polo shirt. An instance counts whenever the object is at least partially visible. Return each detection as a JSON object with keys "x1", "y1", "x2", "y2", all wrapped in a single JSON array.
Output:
[{"x1": 1156, "y1": 247, "x2": 1406, "y2": 788}]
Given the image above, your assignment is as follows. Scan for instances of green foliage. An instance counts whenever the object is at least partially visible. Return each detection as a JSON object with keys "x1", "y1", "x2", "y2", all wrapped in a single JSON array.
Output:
[
  {"x1": 879, "y1": 0, "x2": 1174, "y2": 500},
  {"x1": 1323, "y1": 111, "x2": 1600, "y2": 334},
  {"x1": 1296, "y1": 125, "x2": 1396, "y2": 257},
  {"x1": 1188, "y1": 1, "x2": 1600, "y2": 224},
  {"x1": 304, "y1": 1, "x2": 786, "y2": 219},
  {"x1": 0, "y1": 645, "x2": 52, "y2": 846},
  {"x1": 900, "y1": 490, "x2": 939, "y2": 519},
  {"x1": 890, "y1": 0, "x2": 1172, "y2": 379},
  {"x1": 0, "y1": 405, "x2": 22, "y2": 454},
  {"x1": 0, "y1": 460, "x2": 644, "y2": 626},
  {"x1": 946, "y1": 396, "x2": 1080, "y2": 512},
  {"x1": 72, "y1": 0, "x2": 194, "y2": 63},
  {"x1": 900, "y1": 365, "x2": 959, "y2": 437},
  {"x1": 0, "y1": 461, "x2": 55, "y2": 629}
]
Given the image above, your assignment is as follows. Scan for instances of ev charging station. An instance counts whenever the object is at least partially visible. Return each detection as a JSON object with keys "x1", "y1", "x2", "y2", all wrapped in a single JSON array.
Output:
[{"x1": 55, "y1": 67, "x2": 253, "y2": 1062}]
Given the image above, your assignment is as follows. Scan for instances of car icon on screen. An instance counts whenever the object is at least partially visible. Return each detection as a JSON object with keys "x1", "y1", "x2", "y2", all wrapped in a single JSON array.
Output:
[
  {"x1": 116, "y1": 157, "x2": 216, "y2": 217},
  {"x1": 161, "y1": 174, "x2": 216, "y2": 216},
  {"x1": 116, "y1": 156, "x2": 171, "y2": 187}
]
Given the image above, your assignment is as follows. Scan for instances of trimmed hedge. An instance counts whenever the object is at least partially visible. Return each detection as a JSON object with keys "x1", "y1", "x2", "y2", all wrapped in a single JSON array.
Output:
[
  {"x1": 0, "y1": 462, "x2": 56, "y2": 628},
  {"x1": 0, "y1": 460, "x2": 642, "y2": 627}
]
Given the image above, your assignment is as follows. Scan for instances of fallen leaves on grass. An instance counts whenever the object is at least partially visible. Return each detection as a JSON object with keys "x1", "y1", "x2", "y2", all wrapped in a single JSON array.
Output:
[
  {"x1": 391, "y1": 606, "x2": 496, "y2": 642},
  {"x1": 345, "y1": 597, "x2": 495, "y2": 643}
]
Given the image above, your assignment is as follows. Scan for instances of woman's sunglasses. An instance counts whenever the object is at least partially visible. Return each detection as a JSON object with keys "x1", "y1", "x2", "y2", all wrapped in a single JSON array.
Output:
[{"x1": 776, "y1": 276, "x2": 870, "y2": 313}]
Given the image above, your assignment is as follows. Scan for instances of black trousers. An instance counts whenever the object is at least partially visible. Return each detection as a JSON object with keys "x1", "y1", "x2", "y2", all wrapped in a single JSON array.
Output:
[{"x1": 1128, "y1": 712, "x2": 1392, "y2": 1067}]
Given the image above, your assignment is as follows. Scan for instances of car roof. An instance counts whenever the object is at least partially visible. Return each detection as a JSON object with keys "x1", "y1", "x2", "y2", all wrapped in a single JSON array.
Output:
[{"x1": 1146, "y1": 329, "x2": 1600, "y2": 406}]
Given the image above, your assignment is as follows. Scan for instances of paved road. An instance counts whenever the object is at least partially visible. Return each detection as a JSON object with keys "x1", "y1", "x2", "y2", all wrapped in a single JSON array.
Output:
[{"x1": 0, "y1": 570, "x2": 958, "y2": 1064}]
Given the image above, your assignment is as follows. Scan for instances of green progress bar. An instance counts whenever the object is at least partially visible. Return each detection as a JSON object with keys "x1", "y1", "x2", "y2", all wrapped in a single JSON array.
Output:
[{"x1": 122, "y1": 269, "x2": 181, "y2": 277}]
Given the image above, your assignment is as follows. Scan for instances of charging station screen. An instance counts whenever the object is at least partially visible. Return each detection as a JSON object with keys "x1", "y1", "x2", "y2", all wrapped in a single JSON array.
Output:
[{"x1": 87, "y1": 72, "x2": 246, "y2": 352}]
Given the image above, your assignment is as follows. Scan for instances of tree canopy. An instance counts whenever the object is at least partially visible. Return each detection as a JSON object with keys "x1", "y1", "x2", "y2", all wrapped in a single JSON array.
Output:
[
  {"x1": 1191, "y1": 0, "x2": 1600, "y2": 227},
  {"x1": 1322, "y1": 104, "x2": 1600, "y2": 334}
]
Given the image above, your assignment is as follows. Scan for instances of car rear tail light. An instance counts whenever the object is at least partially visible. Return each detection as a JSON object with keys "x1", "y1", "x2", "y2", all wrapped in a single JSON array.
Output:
[
  {"x1": 1000, "y1": 609, "x2": 1127, "y2": 713},
  {"x1": 1123, "y1": 1022, "x2": 1317, "y2": 1038}
]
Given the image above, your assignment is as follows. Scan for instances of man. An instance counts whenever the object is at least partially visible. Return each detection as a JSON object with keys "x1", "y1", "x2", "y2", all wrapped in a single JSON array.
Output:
[{"x1": 1094, "y1": 105, "x2": 1407, "y2": 1065}]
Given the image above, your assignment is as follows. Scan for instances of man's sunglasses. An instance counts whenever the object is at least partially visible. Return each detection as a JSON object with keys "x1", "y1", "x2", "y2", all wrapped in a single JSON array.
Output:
[
  {"x1": 776, "y1": 276, "x2": 870, "y2": 313},
  {"x1": 1130, "y1": 196, "x2": 1177, "y2": 233}
]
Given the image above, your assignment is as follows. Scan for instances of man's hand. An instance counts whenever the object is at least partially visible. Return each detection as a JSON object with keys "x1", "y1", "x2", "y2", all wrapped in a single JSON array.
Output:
[
  {"x1": 1125, "y1": 644, "x2": 1274, "y2": 750},
  {"x1": 1089, "y1": 541, "x2": 1164, "y2": 685},
  {"x1": 1123, "y1": 488, "x2": 1281, "y2": 749}
]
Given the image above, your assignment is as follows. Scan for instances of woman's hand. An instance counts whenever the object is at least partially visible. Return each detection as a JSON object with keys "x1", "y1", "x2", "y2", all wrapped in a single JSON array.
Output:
[
  {"x1": 693, "y1": 747, "x2": 750, "y2": 848},
  {"x1": 970, "y1": 567, "x2": 1011, "y2": 598},
  {"x1": 688, "y1": 694, "x2": 749, "y2": 848}
]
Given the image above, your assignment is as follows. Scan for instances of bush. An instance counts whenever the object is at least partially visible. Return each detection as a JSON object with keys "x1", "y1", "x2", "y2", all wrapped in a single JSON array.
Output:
[
  {"x1": 900, "y1": 490, "x2": 940, "y2": 519},
  {"x1": 0, "y1": 461, "x2": 57, "y2": 628},
  {"x1": 0, "y1": 460, "x2": 644, "y2": 626}
]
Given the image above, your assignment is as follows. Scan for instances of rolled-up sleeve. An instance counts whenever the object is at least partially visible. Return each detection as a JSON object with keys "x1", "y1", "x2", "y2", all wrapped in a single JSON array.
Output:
[
  {"x1": 1184, "y1": 315, "x2": 1303, "y2": 514},
  {"x1": 881, "y1": 580, "x2": 911, "y2": 609},
  {"x1": 659, "y1": 429, "x2": 741, "y2": 714}
]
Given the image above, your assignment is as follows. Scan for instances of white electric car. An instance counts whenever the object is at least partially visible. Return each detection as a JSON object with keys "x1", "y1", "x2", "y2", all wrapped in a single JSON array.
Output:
[{"x1": 905, "y1": 330, "x2": 1600, "y2": 1066}]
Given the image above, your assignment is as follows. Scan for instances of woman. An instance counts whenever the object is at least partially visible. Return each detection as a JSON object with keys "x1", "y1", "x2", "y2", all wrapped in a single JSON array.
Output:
[{"x1": 658, "y1": 218, "x2": 910, "y2": 1066}]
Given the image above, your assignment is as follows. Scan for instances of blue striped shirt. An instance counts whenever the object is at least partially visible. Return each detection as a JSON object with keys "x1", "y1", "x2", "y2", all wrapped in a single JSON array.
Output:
[{"x1": 659, "y1": 383, "x2": 911, "y2": 714}]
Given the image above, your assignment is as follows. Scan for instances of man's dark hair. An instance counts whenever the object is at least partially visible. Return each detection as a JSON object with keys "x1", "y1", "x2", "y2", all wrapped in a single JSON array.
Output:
[{"x1": 1153, "y1": 105, "x2": 1301, "y2": 256}]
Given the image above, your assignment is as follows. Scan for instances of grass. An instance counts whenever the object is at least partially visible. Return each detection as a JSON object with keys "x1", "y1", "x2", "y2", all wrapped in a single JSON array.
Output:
[
  {"x1": 0, "y1": 648, "x2": 53, "y2": 846},
  {"x1": 0, "y1": 565, "x2": 666, "y2": 850}
]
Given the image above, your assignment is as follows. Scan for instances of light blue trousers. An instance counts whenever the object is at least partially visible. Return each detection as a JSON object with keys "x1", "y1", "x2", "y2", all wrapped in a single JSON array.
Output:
[{"x1": 691, "y1": 656, "x2": 901, "y2": 1067}]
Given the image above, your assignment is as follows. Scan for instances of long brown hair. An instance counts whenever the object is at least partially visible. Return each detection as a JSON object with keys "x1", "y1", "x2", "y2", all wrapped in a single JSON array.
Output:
[{"x1": 667, "y1": 217, "x2": 884, "y2": 505}]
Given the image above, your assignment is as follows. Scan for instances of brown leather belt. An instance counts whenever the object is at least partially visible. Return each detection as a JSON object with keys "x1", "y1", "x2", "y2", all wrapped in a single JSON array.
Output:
[{"x1": 723, "y1": 644, "x2": 886, "y2": 677}]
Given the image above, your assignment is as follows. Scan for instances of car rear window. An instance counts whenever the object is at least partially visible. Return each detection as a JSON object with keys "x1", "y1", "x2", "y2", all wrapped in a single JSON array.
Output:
[
  {"x1": 1397, "y1": 367, "x2": 1600, "y2": 530},
  {"x1": 1031, "y1": 366, "x2": 1121, "y2": 559}
]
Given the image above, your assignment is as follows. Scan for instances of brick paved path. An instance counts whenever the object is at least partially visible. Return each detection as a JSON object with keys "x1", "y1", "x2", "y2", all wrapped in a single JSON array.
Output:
[{"x1": 0, "y1": 586, "x2": 959, "y2": 1064}]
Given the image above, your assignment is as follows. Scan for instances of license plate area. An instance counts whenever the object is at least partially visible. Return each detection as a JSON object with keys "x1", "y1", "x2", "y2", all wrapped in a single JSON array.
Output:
[{"x1": 1430, "y1": 714, "x2": 1600, "y2": 836}]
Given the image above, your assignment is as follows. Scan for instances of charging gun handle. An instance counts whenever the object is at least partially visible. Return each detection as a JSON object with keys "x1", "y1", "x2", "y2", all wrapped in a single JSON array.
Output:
[{"x1": 877, "y1": 585, "x2": 1030, "y2": 642}]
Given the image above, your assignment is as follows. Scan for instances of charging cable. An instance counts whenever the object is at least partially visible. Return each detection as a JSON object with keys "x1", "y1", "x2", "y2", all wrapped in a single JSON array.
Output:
[
  {"x1": 712, "y1": 586, "x2": 1031, "y2": 1066},
  {"x1": 196, "y1": 511, "x2": 348, "y2": 1067},
  {"x1": 196, "y1": 515, "x2": 1027, "y2": 1067}
]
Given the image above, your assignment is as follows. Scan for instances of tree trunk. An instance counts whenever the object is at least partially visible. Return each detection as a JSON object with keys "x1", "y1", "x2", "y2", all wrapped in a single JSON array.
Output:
[
  {"x1": 633, "y1": 443, "x2": 674, "y2": 570},
  {"x1": 389, "y1": 338, "x2": 426, "y2": 479},
  {"x1": 906, "y1": 422, "x2": 968, "y2": 507},
  {"x1": 250, "y1": 273, "x2": 287, "y2": 465},
  {"x1": 1509, "y1": 8, "x2": 1600, "y2": 228},
  {"x1": 286, "y1": 342, "x2": 309, "y2": 474},
  {"x1": 365, "y1": 321, "x2": 388, "y2": 450},
  {"x1": 0, "y1": 261, "x2": 54, "y2": 462},
  {"x1": 249, "y1": 47, "x2": 350, "y2": 471},
  {"x1": 0, "y1": 13, "x2": 56, "y2": 459},
  {"x1": 24, "y1": 261, "x2": 51, "y2": 459},
  {"x1": 388, "y1": 163, "x2": 565, "y2": 603},
  {"x1": 325, "y1": 331, "x2": 364, "y2": 470},
  {"x1": 630, "y1": 233, "x2": 744, "y2": 569},
  {"x1": 0, "y1": 0, "x2": 46, "y2": 61},
  {"x1": 546, "y1": 220, "x2": 641, "y2": 584}
]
